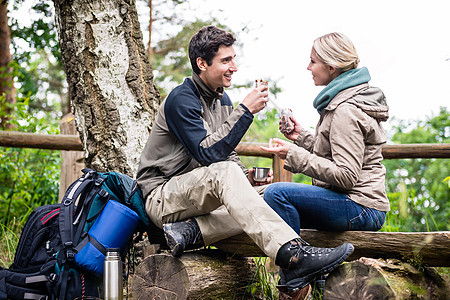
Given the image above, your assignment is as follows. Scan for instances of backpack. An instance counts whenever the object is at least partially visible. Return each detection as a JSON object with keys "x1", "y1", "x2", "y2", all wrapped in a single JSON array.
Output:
[{"x1": 0, "y1": 168, "x2": 152, "y2": 300}]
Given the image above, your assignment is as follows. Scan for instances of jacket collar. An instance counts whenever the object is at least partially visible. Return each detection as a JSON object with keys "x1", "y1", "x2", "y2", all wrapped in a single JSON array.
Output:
[
  {"x1": 324, "y1": 83, "x2": 369, "y2": 111},
  {"x1": 191, "y1": 72, "x2": 224, "y2": 103}
]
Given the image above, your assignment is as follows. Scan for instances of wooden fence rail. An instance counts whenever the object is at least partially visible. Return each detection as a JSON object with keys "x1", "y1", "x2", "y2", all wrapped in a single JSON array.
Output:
[
  {"x1": 2, "y1": 131, "x2": 449, "y2": 185},
  {"x1": 1, "y1": 131, "x2": 450, "y2": 159}
]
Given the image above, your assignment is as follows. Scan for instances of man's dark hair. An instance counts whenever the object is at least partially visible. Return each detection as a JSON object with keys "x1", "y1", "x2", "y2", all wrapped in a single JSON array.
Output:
[{"x1": 189, "y1": 25, "x2": 236, "y2": 75}]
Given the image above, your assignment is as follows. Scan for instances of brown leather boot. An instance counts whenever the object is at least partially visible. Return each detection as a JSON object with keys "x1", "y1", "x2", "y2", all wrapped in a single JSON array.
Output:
[{"x1": 277, "y1": 284, "x2": 312, "y2": 300}]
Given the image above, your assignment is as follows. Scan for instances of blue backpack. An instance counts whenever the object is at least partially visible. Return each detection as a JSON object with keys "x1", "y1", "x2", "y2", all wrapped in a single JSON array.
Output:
[{"x1": 0, "y1": 168, "x2": 152, "y2": 300}]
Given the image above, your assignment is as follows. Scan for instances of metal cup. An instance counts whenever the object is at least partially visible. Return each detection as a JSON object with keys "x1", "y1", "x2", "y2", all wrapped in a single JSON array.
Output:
[{"x1": 252, "y1": 167, "x2": 270, "y2": 182}]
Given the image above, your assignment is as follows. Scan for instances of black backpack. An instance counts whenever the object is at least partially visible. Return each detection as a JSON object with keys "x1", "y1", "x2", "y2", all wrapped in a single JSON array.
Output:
[{"x1": 0, "y1": 168, "x2": 152, "y2": 300}]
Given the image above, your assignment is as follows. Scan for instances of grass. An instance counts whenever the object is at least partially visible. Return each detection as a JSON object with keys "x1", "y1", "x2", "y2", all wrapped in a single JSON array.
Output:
[
  {"x1": 0, "y1": 217, "x2": 21, "y2": 268},
  {"x1": 244, "y1": 257, "x2": 325, "y2": 299}
]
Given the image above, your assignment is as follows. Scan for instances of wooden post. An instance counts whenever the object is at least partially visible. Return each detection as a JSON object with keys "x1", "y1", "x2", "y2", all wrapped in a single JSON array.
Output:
[
  {"x1": 272, "y1": 156, "x2": 292, "y2": 183},
  {"x1": 58, "y1": 113, "x2": 85, "y2": 202}
]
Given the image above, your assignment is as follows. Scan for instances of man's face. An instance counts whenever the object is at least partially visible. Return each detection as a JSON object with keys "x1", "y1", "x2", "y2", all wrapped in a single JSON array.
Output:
[{"x1": 198, "y1": 45, "x2": 238, "y2": 91}]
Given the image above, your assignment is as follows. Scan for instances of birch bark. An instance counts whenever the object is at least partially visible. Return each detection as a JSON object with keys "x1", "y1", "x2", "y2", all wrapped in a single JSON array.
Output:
[{"x1": 53, "y1": 0, "x2": 160, "y2": 176}]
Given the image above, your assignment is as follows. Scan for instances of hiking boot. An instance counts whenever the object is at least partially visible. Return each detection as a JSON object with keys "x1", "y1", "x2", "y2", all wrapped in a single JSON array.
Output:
[
  {"x1": 163, "y1": 218, "x2": 203, "y2": 257},
  {"x1": 275, "y1": 239, "x2": 354, "y2": 292},
  {"x1": 277, "y1": 283, "x2": 312, "y2": 300}
]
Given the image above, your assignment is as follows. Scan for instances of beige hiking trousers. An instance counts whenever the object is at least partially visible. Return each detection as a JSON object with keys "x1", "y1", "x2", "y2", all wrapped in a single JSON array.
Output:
[{"x1": 145, "y1": 161, "x2": 298, "y2": 259}]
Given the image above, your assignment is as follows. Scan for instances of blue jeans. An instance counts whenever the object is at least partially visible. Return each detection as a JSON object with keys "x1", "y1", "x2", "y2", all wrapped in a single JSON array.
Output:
[{"x1": 264, "y1": 183, "x2": 386, "y2": 235}]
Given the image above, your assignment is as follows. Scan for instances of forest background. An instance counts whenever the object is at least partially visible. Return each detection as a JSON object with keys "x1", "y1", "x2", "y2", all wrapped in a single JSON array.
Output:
[{"x1": 0, "y1": 0, "x2": 449, "y2": 271}]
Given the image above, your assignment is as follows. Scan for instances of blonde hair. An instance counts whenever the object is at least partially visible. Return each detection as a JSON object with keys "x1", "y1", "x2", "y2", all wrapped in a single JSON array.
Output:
[{"x1": 313, "y1": 32, "x2": 360, "y2": 72}]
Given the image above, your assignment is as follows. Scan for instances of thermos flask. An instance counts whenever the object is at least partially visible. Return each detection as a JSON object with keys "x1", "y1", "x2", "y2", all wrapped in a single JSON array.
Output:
[{"x1": 103, "y1": 248, "x2": 123, "y2": 300}]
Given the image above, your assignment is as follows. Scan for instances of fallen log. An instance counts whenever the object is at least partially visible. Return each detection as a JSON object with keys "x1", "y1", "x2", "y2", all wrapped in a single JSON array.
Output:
[
  {"x1": 137, "y1": 230, "x2": 450, "y2": 299},
  {"x1": 211, "y1": 230, "x2": 450, "y2": 267},
  {"x1": 148, "y1": 229, "x2": 450, "y2": 267},
  {"x1": 130, "y1": 251, "x2": 258, "y2": 299},
  {"x1": 322, "y1": 257, "x2": 450, "y2": 299}
]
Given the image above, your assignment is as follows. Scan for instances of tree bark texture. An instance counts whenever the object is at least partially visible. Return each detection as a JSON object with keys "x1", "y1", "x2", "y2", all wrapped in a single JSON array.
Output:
[
  {"x1": 53, "y1": 0, "x2": 160, "y2": 177},
  {"x1": 0, "y1": 0, "x2": 16, "y2": 130},
  {"x1": 323, "y1": 257, "x2": 450, "y2": 300},
  {"x1": 130, "y1": 251, "x2": 258, "y2": 300}
]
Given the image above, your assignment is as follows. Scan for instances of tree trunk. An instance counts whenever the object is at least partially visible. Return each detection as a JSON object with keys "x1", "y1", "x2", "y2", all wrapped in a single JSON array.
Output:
[
  {"x1": 0, "y1": 0, "x2": 16, "y2": 130},
  {"x1": 130, "y1": 251, "x2": 258, "y2": 300},
  {"x1": 53, "y1": 0, "x2": 160, "y2": 177},
  {"x1": 323, "y1": 257, "x2": 450, "y2": 300}
]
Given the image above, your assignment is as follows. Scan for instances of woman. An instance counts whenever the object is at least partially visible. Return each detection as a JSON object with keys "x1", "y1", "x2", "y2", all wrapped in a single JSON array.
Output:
[{"x1": 261, "y1": 32, "x2": 389, "y2": 235}]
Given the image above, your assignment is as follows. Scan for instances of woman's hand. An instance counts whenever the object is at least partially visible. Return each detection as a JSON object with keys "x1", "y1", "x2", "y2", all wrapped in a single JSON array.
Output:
[
  {"x1": 260, "y1": 138, "x2": 291, "y2": 160},
  {"x1": 280, "y1": 116, "x2": 303, "y2": 141},
  {"x1": 248, "y1": 168, "x2": 273, "y2": 186}
]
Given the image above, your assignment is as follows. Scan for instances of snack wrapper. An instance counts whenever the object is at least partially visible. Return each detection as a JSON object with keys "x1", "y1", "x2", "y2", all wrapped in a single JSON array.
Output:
[
  {"x1": 255, "y1": 79, "x2": 268, "y2": 88},
  {"x1": 280, "y1": 108, "x2": 294, "y2": 134}
]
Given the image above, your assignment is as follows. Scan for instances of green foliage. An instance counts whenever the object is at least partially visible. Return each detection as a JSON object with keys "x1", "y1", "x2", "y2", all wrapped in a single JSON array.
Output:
[
  {"x1": 245, "y1": 257, "x2": 280, "y2": 299},
  {"x1": 151, "y1": 15, "x2": 235, "y2": 98},
  {"x1": 0, "y1": 219, "x2": 21, "y2": 268},
  {"x1": 0, "y1": 96, "x2": 61, "y2": 228},
  {"x1": 382, "y1": 107, "x2": 449, "y2": 232},
  {"x1": 9, "y1": 0, "x2": 67, "y2": 116}
]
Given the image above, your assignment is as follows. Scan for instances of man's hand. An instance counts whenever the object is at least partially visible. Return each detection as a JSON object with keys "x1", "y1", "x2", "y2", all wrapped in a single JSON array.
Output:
[
  {"x1": 248, "y1": 168, "x2": 273, "y2": 186},
  {"x1": 241, "y1": 85, "x2": 269, "y2": 114},
  {"x1": 260, "y1": 138, "x2": 291, "y2": 160}
]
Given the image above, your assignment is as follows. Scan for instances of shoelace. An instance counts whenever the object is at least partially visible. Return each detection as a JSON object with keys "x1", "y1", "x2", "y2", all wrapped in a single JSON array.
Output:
[{"x1": 289, "y1": 238, "x2": 334, "y2": 257}]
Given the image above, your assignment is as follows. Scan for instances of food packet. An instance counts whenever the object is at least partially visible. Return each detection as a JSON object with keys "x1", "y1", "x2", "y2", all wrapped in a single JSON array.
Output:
[
  {"x1": 280, "y1": 108, "x2": 294, "y2": 134},
  {"x1": 255, "y1": 79, "x2": 268, "y2": 88}
]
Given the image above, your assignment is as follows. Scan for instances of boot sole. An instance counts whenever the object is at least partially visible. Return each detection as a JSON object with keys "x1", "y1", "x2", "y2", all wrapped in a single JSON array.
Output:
[{"x1": 286, "y1": 243, "x2": 354, "y2": 292}]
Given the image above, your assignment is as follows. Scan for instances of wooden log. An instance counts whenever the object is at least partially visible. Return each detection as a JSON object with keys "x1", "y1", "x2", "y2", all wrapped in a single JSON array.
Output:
[
  {"x1": 58, "y1": 113, "x2": 85, "y2": 202},
  {"x1": 0, "y1": 130, "x2": 83, "y2": 151},
  {"x1": 212, "y1": 230, "x2": 450, "y2": 267},
  {"x1": 130, "y1": 253, "x2": 190, "y2": 299},
  {"x1": 323, "y1": 257, "x2": 450, "y2": 299},
  {"x1": 235, "y1": 142, "x2": 450, "y2": 159},
  {"x1": 130, "y1": 251, "x2": 258, "y2": 300},
  {"x1": 382, "y1": 143, "x2": 450, "y2": 159}
]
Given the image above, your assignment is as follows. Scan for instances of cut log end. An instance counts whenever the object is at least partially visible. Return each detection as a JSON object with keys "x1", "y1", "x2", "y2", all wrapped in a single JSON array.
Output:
[
  {"x1": 130, "y1": 253, "x2": 189, "y2": 300},
  {"x1": 130, "y1": 250, "x2": 259, "y2": 300}
]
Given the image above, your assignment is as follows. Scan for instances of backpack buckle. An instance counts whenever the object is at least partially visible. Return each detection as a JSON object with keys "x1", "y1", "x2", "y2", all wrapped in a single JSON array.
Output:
[
  {"x1": 64, "y1": 242, "x2": 75, "y2": 260},
  {"x1": 95, "y1": 177, "x2": 104, "y2": 186},
  {"x1": 49, "y1": 273, "x2": 57, "y2": 283},
  {"x1": 98, "y1": 189, "x2": 109, "y2": 198}
]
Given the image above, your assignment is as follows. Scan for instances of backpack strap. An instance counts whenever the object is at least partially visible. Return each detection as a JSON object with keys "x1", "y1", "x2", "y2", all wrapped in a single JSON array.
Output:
[
  {"x1": 23, "y1": 292, "x2": 48, "y2": 300},
  {"x1": 59, "y1": 170, "x2": 96, "y2": 260},
  {"x1": 72, "y1": 182, "x2": 108, "y2": 247},
  {"x1": 74, "y1": 233, "x2": 107, "y2": 257},
  {"x1": 58, "y1": 170, "x2": 98, "y2": 300}
]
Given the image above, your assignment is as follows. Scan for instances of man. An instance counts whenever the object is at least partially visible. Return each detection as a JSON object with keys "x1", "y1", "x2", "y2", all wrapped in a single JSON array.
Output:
[{"x1": 137, "y1": 25, "x2": 354, "y2": 295}]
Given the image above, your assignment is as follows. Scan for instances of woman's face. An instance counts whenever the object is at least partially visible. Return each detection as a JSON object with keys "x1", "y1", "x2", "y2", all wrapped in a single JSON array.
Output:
[{"x1": 307, "y1": 48, "x2": 334, "y2": 86}]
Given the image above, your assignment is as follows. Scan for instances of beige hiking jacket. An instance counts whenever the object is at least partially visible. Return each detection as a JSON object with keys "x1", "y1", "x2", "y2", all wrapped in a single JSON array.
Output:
[{"x1": 284, "y1": 83, "x2": 390, "y2": 211}]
